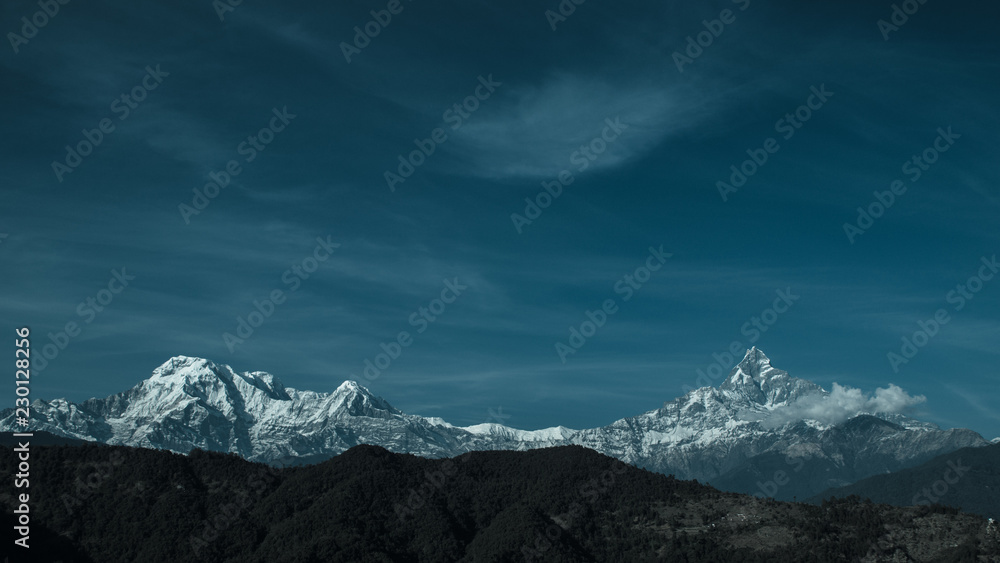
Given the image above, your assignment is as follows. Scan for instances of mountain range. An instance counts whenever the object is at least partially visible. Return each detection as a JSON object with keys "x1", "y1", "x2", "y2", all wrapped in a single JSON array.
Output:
[
  {"x1": 809, "y1": 442, "x2": 1000, "y2": 518},
  {"x1": 1, "y1": 347, "x2": 989, "y2": 500}
]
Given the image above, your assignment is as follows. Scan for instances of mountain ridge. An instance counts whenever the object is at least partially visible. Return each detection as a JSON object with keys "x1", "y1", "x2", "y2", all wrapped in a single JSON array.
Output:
[
  {"x1": 1, "y1": 348, "x2": 988, "y2": 499},
  {"x1": 808, "y1": 442, "x2": 1000, "y2": 518}
]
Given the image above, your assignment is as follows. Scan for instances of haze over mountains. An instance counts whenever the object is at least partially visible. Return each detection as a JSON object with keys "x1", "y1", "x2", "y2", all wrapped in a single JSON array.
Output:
[{"x1": 1, "y1": 348, "x2": 990, "y2": 499}]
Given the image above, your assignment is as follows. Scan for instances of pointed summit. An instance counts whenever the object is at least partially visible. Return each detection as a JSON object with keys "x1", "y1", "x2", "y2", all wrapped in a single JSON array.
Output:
[
  {"x1": 720, "y1": 348, "x2": 821, "y2": 406},
  {"x1": 328, "y1": 379, "x2": 400, "y2": 418},
  {"x1": 731, "y1": 347, "x2": 774, "y2": 380},
  {"x1": 721, "y1": 347, "x2": 778, "y2": 388}
]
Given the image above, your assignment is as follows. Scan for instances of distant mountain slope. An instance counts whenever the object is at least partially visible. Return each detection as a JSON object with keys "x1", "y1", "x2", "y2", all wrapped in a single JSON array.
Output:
[
  {"x1": 0, "y1": 348, "x2": 989, "y2": 500},
  {"x1": 809, "y1": 443, "x2": 1000, "y2": 518},
  {"x1": 710, "y1": 414, "x2": 986, "y2": 501},
  {"x1": 0, "y1": 430, "x2": 91, "y2": 448},
  {"x1": 2, "y1": 443, "x2": 998, "y2": 563}
]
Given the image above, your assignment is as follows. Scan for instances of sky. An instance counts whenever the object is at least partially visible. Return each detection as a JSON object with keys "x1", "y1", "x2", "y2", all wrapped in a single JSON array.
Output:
[{"x1": 2, "y1": 0, "x2": 998, "y2": 438}]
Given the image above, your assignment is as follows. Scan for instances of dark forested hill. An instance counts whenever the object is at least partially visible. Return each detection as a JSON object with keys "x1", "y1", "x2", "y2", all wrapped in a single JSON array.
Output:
[
  {"x1": 2, "y1": 442, "x2": 999, "y2": 562},
  {"x1": 810, "y1": 443, "x2": 1000, "y2": 519}
]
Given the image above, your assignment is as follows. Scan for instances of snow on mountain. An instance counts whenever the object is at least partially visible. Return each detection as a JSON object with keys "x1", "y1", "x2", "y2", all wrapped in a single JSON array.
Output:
[
  {"x1": 7, "y1": 355, "x2": 556, "y2": 464},
  {"x1": 0, "y1": 348, "x2": 989, "y2": 499},
  {"x1": 719, "y1": 346, "x2": 823, "y2": 407},
  {"x1": 461, "y1": 423, "x2": 577, "y2": 442}
]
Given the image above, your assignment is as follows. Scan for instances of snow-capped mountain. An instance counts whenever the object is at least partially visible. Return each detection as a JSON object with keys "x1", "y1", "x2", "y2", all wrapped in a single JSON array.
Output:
[
  {"x1": 1, "y1": 349, "x2": 988, "y2": 499},
  {"x1": 10, "y1": 356, "x2": 538, "y2": 466},
  {"x1": 552, "y1": 348, "x2": 986, "y2": 498}
]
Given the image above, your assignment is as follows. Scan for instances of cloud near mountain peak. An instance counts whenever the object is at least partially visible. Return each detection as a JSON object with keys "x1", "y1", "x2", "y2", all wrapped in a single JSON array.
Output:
[{"x1": 757, "y1": 383, "x2": 927, "y2": 429}]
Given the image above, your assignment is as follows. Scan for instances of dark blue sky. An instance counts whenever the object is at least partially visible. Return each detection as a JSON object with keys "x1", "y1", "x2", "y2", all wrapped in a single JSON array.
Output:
[{"x1": 2, "y1": 0, "x2": 998, "y2": 437}]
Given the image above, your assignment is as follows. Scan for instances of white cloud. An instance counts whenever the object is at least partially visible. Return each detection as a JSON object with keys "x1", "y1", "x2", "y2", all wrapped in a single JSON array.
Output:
[
  {"x1": 443, "y1": 73, "x2": 701, "y2": 180},
  {"x1": 758, "y1": 383, "x2": 926, "y2": 429}
]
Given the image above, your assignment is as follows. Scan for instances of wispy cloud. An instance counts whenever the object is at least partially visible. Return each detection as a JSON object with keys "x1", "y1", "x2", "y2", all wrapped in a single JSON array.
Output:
[
  {"x1": 945, "y1": 384, "x2": 1000, "y2": 423},
  {"x1": 444, "y1": 73, "x2": 696, "y2": 180}
]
